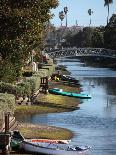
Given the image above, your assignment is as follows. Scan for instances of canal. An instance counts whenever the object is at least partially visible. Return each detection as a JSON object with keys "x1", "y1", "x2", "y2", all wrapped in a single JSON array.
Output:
[{"x1": 17, "y1": 58, "x2": 116, "y2": 155}]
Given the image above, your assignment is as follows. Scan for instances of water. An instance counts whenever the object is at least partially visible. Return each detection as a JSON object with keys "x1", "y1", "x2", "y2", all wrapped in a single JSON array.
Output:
[{"x1": 16, "y1": 58, "x2": 116, "y2": 155}]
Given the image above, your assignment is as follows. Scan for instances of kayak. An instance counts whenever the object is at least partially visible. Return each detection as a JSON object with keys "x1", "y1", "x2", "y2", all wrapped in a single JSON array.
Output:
[{"x1": 49, "y1": 88, "x2": 91, "y2": 99}]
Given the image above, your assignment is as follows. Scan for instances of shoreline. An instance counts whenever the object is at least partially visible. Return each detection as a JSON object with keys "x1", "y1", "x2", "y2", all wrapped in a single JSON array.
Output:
[{"x1": 14, "y1": 65, "x2": 80, "y2": 147}]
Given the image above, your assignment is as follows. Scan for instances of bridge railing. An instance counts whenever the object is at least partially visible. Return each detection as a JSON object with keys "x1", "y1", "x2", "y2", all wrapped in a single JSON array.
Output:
[{"x1": 47, "y1": 48, "x2": 116, "y2": 59}]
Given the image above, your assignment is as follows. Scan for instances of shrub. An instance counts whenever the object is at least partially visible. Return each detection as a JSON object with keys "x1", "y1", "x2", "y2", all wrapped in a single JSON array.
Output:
[
  {"x1": 27, "y1": 76, "x2": 41, "y2": 94},
  {"x1": 0, "y1": 82, "x2": 18, "y2": 95},
  {"x1": 0, "y1": 93, "x2": 15, "y2": 115}
]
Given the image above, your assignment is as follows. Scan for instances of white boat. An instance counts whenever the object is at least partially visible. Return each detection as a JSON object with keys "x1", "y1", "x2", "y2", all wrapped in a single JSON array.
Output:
[{"x1": 20, "y1": 139, "x2": 90, "y2": 155}]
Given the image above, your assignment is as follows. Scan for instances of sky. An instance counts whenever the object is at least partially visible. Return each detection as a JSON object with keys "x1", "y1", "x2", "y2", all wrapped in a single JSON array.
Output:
[{"x1": 51, "y1": 0, "x2": 116, "y2": 27}]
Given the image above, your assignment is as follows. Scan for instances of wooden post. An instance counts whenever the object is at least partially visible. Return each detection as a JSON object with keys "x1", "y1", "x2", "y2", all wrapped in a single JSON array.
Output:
[
  {"x1": 5, "y1": 113, "x2": 10, "y2": 133},
  {"x1": 1, "y1": 113, "x2": 10, "y2": 154},
  {"x1": 46, "y1": 76, "x2": 48, "y2": 89}
]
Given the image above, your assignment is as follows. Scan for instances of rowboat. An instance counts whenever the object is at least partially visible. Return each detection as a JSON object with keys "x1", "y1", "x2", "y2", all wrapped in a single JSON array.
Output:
[
  {"x1": 49, "y1": 88, "x2": 91, "y2": 99},
  {"x1": 20, "y1": 139, "x2": 91, "y2": 155},
  {"x1": 10, "y1": 131, "x2": 69, "y2": 149}
]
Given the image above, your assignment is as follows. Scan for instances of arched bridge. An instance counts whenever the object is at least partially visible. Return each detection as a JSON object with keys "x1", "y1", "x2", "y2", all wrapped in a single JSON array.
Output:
[{"x1": 47, "y1": 48, "x2": 116, "y2": 59}]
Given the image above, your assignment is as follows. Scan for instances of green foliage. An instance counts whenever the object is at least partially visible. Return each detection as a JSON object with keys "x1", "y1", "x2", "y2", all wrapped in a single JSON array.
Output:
[
  {"x1": 0, "y1": 63, "x2": 55, "y2": 97},
  {"x1": 17, "y1": 81, "x2": 32, "y2": 96},
  {"x1": 0, "y1": 0, "x2": 59, "y2": 83},
  {"x1": 0, "y1": 59, "x2": 17, "y2": 83},
  {"x1": 0, "y1": 78, "x2": 40, "y2": 97},
  {"x1": 82, "y1": 27, "x2": 93, "y2": 47},
  {"x1": 0, "y1": 93, "x2": 15, "y2": 115},
  {"x1": 0, "y1": 81, "x2": 18, "y2": 95},
  {"x1": 28, "y1": 76, "x2": 41, "y2": 93},
  {"x1": 63, "y1": 27, "x2": 93, "y2": 47},
  {"x1": 104, "y1": 14, "x2": 116, "y2": 49},
  {"x1": 62, "y1": 14, "x2": 116, "y2": 50},
  {"x1": 92, "y1": 28, "x2": 104, "y2": 48}
]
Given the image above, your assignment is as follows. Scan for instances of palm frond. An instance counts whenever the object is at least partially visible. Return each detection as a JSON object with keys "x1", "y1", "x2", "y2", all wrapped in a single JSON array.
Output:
[{"x1": 104, "y1": 0, "x2": 113, "y2": 6}]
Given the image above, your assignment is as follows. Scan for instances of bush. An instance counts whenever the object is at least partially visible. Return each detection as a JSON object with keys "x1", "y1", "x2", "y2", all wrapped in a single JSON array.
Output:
[
  {"x1": 28, "y1": 76, "x2": 41, "y2": 93},
  {"x1": 0, "y1": 93, "x2": 15, "y2": 115},
  {"x1": 0, "y1": 82, "x2": 18, "y2": 95},
  {"x1": 17, "y1": 81, "x2": 32, "y2": 96}
]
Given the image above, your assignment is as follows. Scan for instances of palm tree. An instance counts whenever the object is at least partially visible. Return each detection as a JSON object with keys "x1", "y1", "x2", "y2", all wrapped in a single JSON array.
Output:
[
  {"x1": 104, "y1": 0, "x2": 113, "y2": 25},
  {"x1": 58, "y1": 11, "x2": 65, "y2": 47},
  {"x1": 59, "y1": 11, "x2": 65, "y2": 27},
  {"x1": 88, "y1": 9, "x2": 93, "y2": 27},
  {"x1": 64, "y1": 6, "x2": 68, "y2": 27}
]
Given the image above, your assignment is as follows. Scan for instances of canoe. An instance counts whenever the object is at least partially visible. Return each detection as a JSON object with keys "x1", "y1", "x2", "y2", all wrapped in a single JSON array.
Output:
[
  {"x1": 10, "y1": 130, "x2": 70, "y2": 150},
  {"x1": 20, "y1": 139, "x2": 91, "y2": 155},
  {"x1": 11, "y1": 135, "x2": 69, "y2": 149},
  {"x1": 49, "y1": 88, "x2": 91, "y2": 99},
  {"x1": 10, "y1": 130, "x2": 25, "y2": 149}
]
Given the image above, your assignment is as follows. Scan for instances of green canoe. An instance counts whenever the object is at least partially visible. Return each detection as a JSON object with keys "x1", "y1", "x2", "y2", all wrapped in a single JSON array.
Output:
[
  {"x1": 10, "y1": 130, "x2": 24, "y2": 149},
  {"x1": 49, "y1": 88, "x2": 91, "y2": 99}
]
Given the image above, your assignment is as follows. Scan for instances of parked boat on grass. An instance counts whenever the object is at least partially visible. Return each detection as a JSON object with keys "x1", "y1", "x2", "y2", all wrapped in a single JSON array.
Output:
[
  {"x1": 20, "y1": 139, "x2": 91, "y2": 155},
  {"x1": 49, "y1": 88, "x2": 91, "y2": 99}
]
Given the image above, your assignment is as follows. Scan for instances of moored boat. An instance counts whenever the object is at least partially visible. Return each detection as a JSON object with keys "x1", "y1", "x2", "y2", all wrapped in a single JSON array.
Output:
[
  {"x1": 10, "y1": 130, "x2": 25, "y2": 149},
  {"x1": 20, "y1": 139, "x2": 91, "y2": 155},
  {"x1": 60, "y1": 75, "x2": 79, "y2": 83},
  {"x1": 49, "y1": 88, "x2": 91, "y2": 99}
]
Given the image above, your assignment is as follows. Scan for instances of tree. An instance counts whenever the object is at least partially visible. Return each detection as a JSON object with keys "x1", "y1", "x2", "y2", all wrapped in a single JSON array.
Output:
[
  {"x1": 88, "y1": 9, "x2": 93, "y2": 27},
  {"x1": 104, "y1": 14, "x2": 116, "y2": 49},
  {"x1": 82, "y1": 27, "x2": 93, "y2": 47},
  {"x1": 104, "y1": 0, "x2": 113, "y2": 25},
  {"x1": 0, "y1": 0, "x2": 59, "y2": 82},
  {"x1": 64, "y1": 6, "x2": 68, "y2": 27},
  {"x1": 59, "y1": 11, "x2": 65, "y2": 26},
  {"x1": 92, "y1": 28, "x2": 104, "y2": 48}
]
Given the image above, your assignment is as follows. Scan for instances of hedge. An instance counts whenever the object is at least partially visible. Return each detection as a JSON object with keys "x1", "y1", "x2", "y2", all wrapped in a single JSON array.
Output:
[{"x1": 0, "y1": 64, "x2": 55, "y2": 97}]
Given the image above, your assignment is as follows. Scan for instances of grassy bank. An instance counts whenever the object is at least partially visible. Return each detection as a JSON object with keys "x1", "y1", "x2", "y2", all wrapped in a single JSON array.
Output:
[
  {"x1": 16, "y1": 123, "x2": 73, "y2": 140},
  {"x1": 15, "y1": 81, "x2": 80, "y2": 115},
  {"x1": 14, "y1": 71, "x2": 81, "y2": 141}
]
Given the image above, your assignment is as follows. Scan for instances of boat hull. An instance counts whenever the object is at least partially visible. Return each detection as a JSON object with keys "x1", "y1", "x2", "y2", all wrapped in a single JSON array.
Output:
[{"x1": 20, "y1": 140, "x2": 89, "y2": 155}]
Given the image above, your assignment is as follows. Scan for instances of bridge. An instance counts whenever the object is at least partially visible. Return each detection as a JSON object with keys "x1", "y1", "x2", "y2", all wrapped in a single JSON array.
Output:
[{"x1": 47, "y1": 48, "x2": 116, "y2": 59}]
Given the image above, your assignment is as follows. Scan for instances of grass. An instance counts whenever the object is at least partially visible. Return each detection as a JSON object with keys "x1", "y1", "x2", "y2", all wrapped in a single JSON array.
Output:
[
  {"x1": 15, "y1": 91, "x2": 80, "y2": 115},
  {"x1": 15, "y1": 93, "x2": 79, "y2": 115},
  {"x1": 15, "y1": 77, "x2": 81, "y2": 115},
  {"x1": 14, "y1": 79, "x2": 81, "y2": 141},
  {"x1": 16, "y1": 123, "x2": 73, "y2": 140}
]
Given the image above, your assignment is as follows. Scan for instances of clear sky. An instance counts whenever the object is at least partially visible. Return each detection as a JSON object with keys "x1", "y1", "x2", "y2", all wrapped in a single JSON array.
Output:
[{"x1": 51, "y1": 0, "x2": 116, "y2": 27}]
